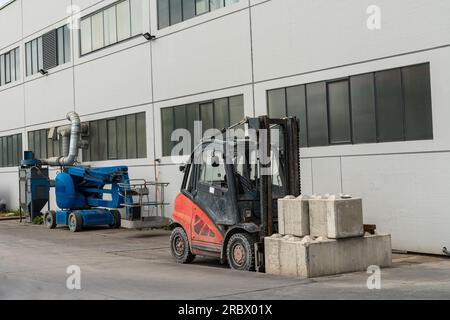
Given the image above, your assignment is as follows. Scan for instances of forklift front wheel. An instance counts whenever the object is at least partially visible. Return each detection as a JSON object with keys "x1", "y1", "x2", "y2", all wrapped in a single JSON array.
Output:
[
  {"x1": 109, "y1": 210, "x2": 121, "y2": 229},
  {"x1": 68, "y1": 212, "x2": 83, "y2": 232},
  {"x1": 226, "y1": 233, "x2": 256, "y2": 272},
  {"x1": 170, "y1": 227, "x2": 196, "y2": 264},
  {"x1": 44, "y1": 211, "x2": 56, "y2": 229}
]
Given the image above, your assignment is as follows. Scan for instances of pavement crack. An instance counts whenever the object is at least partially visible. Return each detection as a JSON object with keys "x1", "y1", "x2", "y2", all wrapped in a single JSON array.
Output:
[{"x1": 202, "y1": 280, "x2": 314, "y2": 300}]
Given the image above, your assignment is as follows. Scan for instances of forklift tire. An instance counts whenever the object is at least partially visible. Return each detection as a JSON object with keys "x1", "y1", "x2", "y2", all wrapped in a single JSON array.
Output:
[
  {"x1": 170, "y1": 227, "x2": 196, "y2": 264},
  {"x1": 110, "y1": 210, "x2": 121, "y2": 229},
  {"x1": 226, "y1": 233, "x2": 256, "y2": 272},
  {"x1": 68, "y1": 212, "x2": 83, "y2": 232},
  {"x1": 44, "y1": 211, "x2": 57, "y2": 229}
]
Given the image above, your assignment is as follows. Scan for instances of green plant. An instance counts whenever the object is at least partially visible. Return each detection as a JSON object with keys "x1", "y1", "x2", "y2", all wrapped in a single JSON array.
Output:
[
  {"x1": 7, "y1": 209, "x2": 21, "y2": 216},
  {"x1": 32, "y1": 216, "x2": 44, "y2": 225}
]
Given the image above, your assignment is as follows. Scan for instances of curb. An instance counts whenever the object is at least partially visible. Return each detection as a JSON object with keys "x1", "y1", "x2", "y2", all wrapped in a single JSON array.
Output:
[{"x1": 0, "y1": 216, "x2": 21, "y2": 221}]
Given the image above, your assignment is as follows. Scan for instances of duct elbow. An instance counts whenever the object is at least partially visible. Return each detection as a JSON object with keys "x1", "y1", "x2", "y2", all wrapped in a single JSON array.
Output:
[{"x1": 41, "y1": 111, "x2": 83, "y2": 167}]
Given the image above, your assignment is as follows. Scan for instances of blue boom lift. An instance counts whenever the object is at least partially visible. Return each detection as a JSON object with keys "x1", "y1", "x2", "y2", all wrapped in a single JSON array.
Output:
[
  {"x1": 19, "y1": 112, "x2": 136, "y2": 232},
  {"x1": 46, "y1": 166, "x2": 132, "y2": 232}
]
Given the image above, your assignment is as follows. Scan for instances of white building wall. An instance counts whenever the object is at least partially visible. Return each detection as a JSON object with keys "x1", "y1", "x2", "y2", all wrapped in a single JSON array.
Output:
[{"x1": 0, "y1": 0, "x2": 449, "y2": 254}]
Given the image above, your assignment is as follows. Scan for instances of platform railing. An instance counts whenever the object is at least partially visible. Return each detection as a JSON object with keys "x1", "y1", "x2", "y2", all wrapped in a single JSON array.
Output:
[{"x1": 118, "y1": 180, "x2": 169, "y2": 221}]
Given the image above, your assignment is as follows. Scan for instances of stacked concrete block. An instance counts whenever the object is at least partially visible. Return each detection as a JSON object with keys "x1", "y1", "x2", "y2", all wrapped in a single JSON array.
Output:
[
  {"x1": 308, "y1": 194, "x2": 364, "y2": 239},
  {"x1": 269, "y1": 193, "x2": 391, "y2": 278},
  {"x1": 265, "y1": 234, "x2": 392, "y2": 278},
  {"x1": 278, "y1": 195, "x2": 310, "y2": 237}
]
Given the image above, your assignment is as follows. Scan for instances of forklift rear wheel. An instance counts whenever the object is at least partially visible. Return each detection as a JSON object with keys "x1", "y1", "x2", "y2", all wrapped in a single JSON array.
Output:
[
  {"x1": 226, "y1": 233, "x2": 256, "y2": 271},
  {"x1": 110, "y1": 210, "x2": 121, "y2": 229},
  {"x1": 44, "y1": 211, "x2": 56, "y2": 229},
  {"x1": 170, "y1": 227, "x2": 196, "y2": 264},
  {"x1": 68, "y1": 212, "x2": 83, "y2": 232}
]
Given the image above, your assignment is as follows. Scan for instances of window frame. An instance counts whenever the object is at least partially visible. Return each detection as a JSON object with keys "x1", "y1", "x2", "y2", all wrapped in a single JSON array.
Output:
[
  {"x1": 160, "y1": 94, "x2": 245, "y2": 157},
  {"x1": 83, "y1": 112, "x2": 147, "y2": 162},
  {"x1": 266, "y1": 62, "x2": 433, "y2": 148},
  {"x1": 79, "y1": 0, "x2": 143, "y2": 57},
  {"x1": 0, "y1": 0, "x2": 15, "y2": 10},
  {"x1": 158, "y1": 0, "x2": 240, "y2": 30},
  {"x1": 0, "y1": 47, "x2": 20, "y2": 86},
  {"x1": 25, "y1": 24, "x2": 70, "y2": 77},
  {"x1": 0, "y1": 133, "x2": 22, "y2": 168}
]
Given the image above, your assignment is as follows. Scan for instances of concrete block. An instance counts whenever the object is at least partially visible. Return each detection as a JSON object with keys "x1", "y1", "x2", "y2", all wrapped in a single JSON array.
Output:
[
  {"x1": 308, "y1": 194, "x2": 364, "y2": 239},
  {"x1": 265, "y1": 234, "x2": 283, "y2": 275},
  {"x1": 265, "y1": 234, "x2": 391, "y2": 278},
  {"x1": 277, "y1": 195, "x2": 310, "y2": 237},
  {"x1": 307, "y1": 234, "x2": 392, "y2": 278}
]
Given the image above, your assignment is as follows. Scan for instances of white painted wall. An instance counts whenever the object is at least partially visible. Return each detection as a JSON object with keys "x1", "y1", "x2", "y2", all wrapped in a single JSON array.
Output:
[
  {"x1": 251, "y1": 0, "x2": 450, "y2": 82},
  {"x1": 0, "y1": 0, "x2": 21, "y2": 50},
  {"x1": 0, "y1": 0, "x2": 449, "y2": 254}
]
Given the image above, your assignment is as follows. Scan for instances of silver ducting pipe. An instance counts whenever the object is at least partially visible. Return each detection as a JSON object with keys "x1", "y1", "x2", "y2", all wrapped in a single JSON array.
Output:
[{"x1": 41, "y1": 112, "x2": 81, "y2": 167}]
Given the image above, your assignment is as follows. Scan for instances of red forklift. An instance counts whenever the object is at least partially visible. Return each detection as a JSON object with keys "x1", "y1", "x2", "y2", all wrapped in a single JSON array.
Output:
[{"x1": 169, "y1": 116, "x2": 300, "y2": 272}]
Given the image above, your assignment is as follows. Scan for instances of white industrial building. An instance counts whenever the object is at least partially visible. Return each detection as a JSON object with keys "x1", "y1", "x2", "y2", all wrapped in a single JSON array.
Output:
[{"x1": 0, "y1": 0, "x2": 449, "y2": 255}]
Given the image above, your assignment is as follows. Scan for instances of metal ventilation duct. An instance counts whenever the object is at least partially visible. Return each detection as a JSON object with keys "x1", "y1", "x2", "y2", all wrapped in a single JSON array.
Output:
[{"x1": 41, "y1": 112, "x2": 82, "y2": 167}]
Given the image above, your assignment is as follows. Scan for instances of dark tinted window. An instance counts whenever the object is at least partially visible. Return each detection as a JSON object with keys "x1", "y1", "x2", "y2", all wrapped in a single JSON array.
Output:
[
  {"x1": 402, "y1": 64, "x2": 433, "y2": 140},
  {"x1": 162, "y1": 108, "x2": 174, "y2": 157},
  {"x1": 306, "y1": 82, "x2": 328, "y2": 147},
  {"x1": 158, "y1": 0, "x2": 240, "y2": 29},
  {"x1": 170, "y1": 0, "x2": 183, "y2": 24},
  {"x1": 328, "y1": 80, "x2": 351, "y2": 144},
  {"x1": 229, "y1": 95, "x2": 244, "y2": 125},
  {"x1": 182, "y1": 0, "x2": 196, "y2": 20},
  {"x1": 83, "y1": 112, "x2": 147, "y2": 162},
  {"x1": 98, "y1": 119, "x2": 108, "y2": 160},
  {"x1": 0, "y1": 133, "x2": 22, "y2": 168},
  {"x1": 158, "y1": 0, "x2": 170, "y2": 29},
  {"x1": 267, "y1": 88, "x2": 286, "y2": 118},
  {"x1": 200, "y1": 103, "x2": 214, "y2": 133},
  {"x1": 214, "y1": 98, "x2": 229, "y2": 130},
  {"x1": 286, "y1": 85, "x2": 307, "y2": 147},
  {"x1": 350, "y1": 73, "x2": 377, "y2": 143},
  {"x1": 161, "y1": 95, "x2": 245, "y2": 156},
  {"x1": 267, "y1": 63, "x2": 433, "y2": 148},
  {"x1": 375, "y1": 69, "x2": 404, "y2": 142},
  {"x1": 126, "y1": 114, "x2": 137, "y2": 159},
  {"x1": 136, "y1": 112, "x2": 147, "y2": 159}
]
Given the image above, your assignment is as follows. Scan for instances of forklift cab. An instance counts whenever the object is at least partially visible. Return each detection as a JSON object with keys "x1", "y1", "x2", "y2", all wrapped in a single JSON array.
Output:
[{"x1": 171, "y1": 116, "x2": 300, "y2": 271}]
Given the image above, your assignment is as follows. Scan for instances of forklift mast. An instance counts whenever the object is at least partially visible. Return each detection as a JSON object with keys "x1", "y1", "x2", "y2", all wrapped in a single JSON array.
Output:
[{"x1": 247, "y1": 116, "x2": 301, "y2": 238}]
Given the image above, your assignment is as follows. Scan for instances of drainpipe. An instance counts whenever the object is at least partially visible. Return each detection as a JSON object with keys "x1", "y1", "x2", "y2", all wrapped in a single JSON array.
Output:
[{"x1": 41, "y1": 112, "x2": 81, "y2": 167}]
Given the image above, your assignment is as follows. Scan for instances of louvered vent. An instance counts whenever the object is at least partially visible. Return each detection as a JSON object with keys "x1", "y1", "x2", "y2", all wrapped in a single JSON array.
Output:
[{"x1": 42, "y1": 30, "x2": 57, "y2": 70}]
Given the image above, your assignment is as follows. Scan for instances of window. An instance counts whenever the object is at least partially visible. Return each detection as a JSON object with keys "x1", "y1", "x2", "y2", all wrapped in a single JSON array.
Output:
[
  {"x1": 25, "y1": 25, "x2": 70, "y2": 76},
  {"x1": 198, "y1": 147, "x2": 227, "y2": 189},
  {"x1": 0, "y1": 133, "x2": 22, "y2": 168},
  {"x1": 327, "y1": 80, "x2": 351, "y2": 144},
  {"x1": 27, "y1": 129, "x2": 62, "y2": 160},
  {"x1": 195, "y1": 0, "x2": 209, "y2": 15},
  {"x1": 0, "y1": 0, "x2": 14, "y2": 10},
  {"x1": 0, "y1": 47, "x2": 20, "y2": 86},
  {"x1": 80, "y1": 0, "x2": 143, "y2": 56},
  {"x1": 375, "y1": 69, "x2": 404, "y2": 142},
  {"x1": 306, "y1": 82, "x2": 328, "y2": 147},
  {"x1": 170, "y1": 0, "x2": 182, "y2": 25},
  {"x1": 83, "y1": 112, "x2": 147, "y2": 161},
  {"x1": 402, "y1": 64, "x2": 433, "y2": 141},
  {"x1": 158, "y1": 0, "x2": 240, "y2": 29},
  {"x1": 161, "y1": 95, "x2": 244, "y2": 156},
  {"x1": 104, "y1": 6, "x2": 117, "y2": 46},
  {"x1": 91, "y1": 12, "x2": 104, "y2": 51},
  {"x1": 267, "y1": 63, "x2": 433, "y2": 147},
  {"x1": 350, "y1": 73, "x2": 377, "y2": 143}
]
